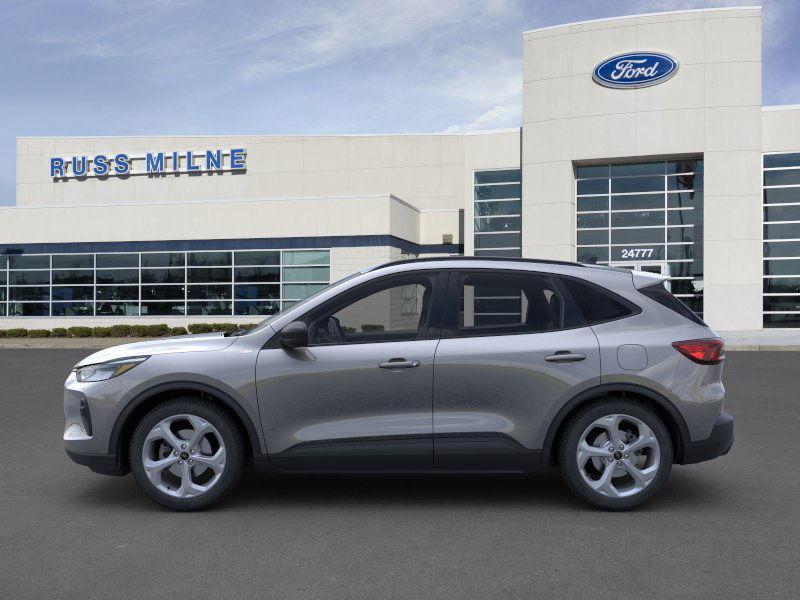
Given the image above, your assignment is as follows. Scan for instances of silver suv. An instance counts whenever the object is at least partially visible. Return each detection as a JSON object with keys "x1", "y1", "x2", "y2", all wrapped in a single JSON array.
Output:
[{"x1": 64, "y1": 258, "x2": 733, "y2": 511}]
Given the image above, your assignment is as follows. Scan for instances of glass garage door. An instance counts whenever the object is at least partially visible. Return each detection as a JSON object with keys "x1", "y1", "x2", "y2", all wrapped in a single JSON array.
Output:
[{"x1": 575, "y1": 159, "x2": 704, "y2": 317}]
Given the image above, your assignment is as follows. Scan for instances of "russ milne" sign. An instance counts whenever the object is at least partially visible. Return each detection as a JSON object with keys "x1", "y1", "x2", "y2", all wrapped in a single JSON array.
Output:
[{"x1": 50, "y1": 148, "x2": 247, "y2": 179}]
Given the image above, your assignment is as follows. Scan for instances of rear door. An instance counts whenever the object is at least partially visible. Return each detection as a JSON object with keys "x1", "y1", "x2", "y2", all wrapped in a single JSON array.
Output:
[{"x1": 432, "y1": 269, "x2": 601, "y2": 470}]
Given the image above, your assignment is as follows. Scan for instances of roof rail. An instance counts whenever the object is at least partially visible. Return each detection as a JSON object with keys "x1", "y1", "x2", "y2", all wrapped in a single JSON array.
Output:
[{"x1": 369, "y1": 256, "x2": 588, "y2": 270}]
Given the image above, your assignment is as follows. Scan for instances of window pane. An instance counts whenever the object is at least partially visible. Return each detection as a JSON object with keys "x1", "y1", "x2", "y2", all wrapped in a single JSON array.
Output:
[
  {"x1": 667, "y1": 160, "x2": 702, "y2": 174},
  {"x1": 235, "y1": 301, "x2": 280, "y2": 316},
  {"x1": 611, "y1": 194, "x2": 664, "y2": 210},
  {"x1": 611, "y1": 228, "x2": 664, "y2": 244},
  {"x1": 577, "y1": 197, "x2": 608, "y2": 212},
  {"x1": 96, "y1": 269, "x2": 138, "y2": 284},
  {"x1": 283, "y1": 283, "x2": 327, "y2": 300},
  {"x1": 576, "y1": 165, "x2": 608, "y2": 178},
  {"x1": 667, "y1": 244, "x2": 694, "y2": 261},
  {"x1": 141, "y1": 285, "x2": 185, "y2": 300},
  {"x1": 667, "y1": 174, "x2": 700, "y2": 191},
  {"x1": 577, "y1": 230, "x2": 608, "y2": 245},
  {"x1": 474, "y1": 200, "x2": 521, "y2": 216},
  {"x1": 764, "y1": 169, "x2": 800, "y2": 186},
  {"x1": 611, "y1": 162, "x2": 664, "y2": 177},
  {"x1": 667, "y1": 191, "x2": 702, "y2": 209},
  {"x1": 234, "y1": 266, "x2": 280, "y2": 282},
  {"x1": 52, "y1": 302, "x2": 94, "y2": 316},
  {"x1": 9, "y1": 271, "x2": 49, "y2": 285},
  {"x1": 765, "y1": 205, "x2": 800, "y2": 222},
  {"x1": 764, "y1": 153, "x2": 800, "y2": 168},
  {"x1": 763, "y1": 187, "x2": 800, "y2": 204},
  {"x1": 667, "y1": 227, "x2": 694, "y2": 243},
  {"x1": 669, "y1": 279, "x2": 702, "y2": 295},
  {"x1": 234, "y1": 251, "x2": 279, "y2": 266},
  {"x1": 234, "y1": 284, "x2": 280, "y2": 299},
  {"x1": 764, "y1": 260, "x2": 800, "y2": 275},
  {"x1": 283, "y1": 250, "x2": 329, "y2": 266},
  {"x1": 141, "y1": 302, "x2": 185, "y2": 316},
  {"x1": 187, "y1": 301, "x2": 232, "y2": 315},
  {"x1": 764, "y1": 314, "x2": 800, "y2": 328},
  {"x1": 763, "y1": 296, "x2": 800, "y2": 312},
  {"x1": 474, "y1": 170, "x2": 520, "y2": 184},
  {"x1": 763, "y1": 278, "x2": 800, "y2": 294},
  {"x1": 577, "y1": 246, "x2": 609, "y2": 262},
  {"x1": 8, "y1": 302, "x2": 49, "y2": 316},
  {"x1": 0, "y1": 255, "x2": 6, "y2": 269},
  {"x1": 10, "y1": 287, "x2": 49, "y2": 301},
  {"x1": 764, "y1": 223, "x2": 800, "y2": 240},
  {"x1": 187, "y1": 267, "x2": 231, "y2": 283},
  {"x1": 310, "y1": 280, "x2": 432, "y2": 344},
  {"x1": 52, "y1": 254, "x2": 93, "y2": 269},
  {"x1": 474, "y1": 249, "x2": 522, "y2": 258},
  {"x1": 96, "y1": 254, "x2": 137, "y2": 268},
  {"x1": 52, "y1": 270, "x2": 92, "y2": 284},
  {"x1": 9, "y1": 255, "x2": 49, "y2": 269},
  {"x1": 611, "y1": 176, "x2": 663, "y2": 194},
  {"x1": 282, "y1": 266, "x2": 330, "y2": 282},
  {"x1": 474, "y1": 216, "x2": 521, "y2": 232},
  {"x1": 474, "y1": 184, "x2": 521, "y2": 200},
  {"x1": 96, "y1": 286, "x2": 138, "y2": 301},
  {"x1": 611, "y1": 245, "x2": 665, "y2": 261},
  {"x1": 577, "y1": 179, "x2": 607, "y2": 195},
  {"x1": 142, "y1": 268, "x2": 185, "y2": 284},
  {"x1": 474, "y1": 232, "x2": 521, "y2": 249},
  {"x1": 53, "y1": 286, "x2": 94, "y2": 301},
  {"x1": 611, "y1": 210, "x2": 664, "y2": 228},
  {"x1": 764, "y1": 241, "x2": 800, "y2": 258},
  {"x1": 187, "y1": 285, "x2": 232, "y2": 300},
  {"x1": 187, "y1": 252, "x2": 231, "y2": 266},
  {"x1": 96, "y1": 302, "x2": 138, "y2": 316},
  {"x1": 141, "y1": 253, "x2": 185, "y2": 268},
  {"x1": 668, "y1": 209, "x2": 701, "y2": 226},
  {"x1": 577, "y1": 213, "x2": 609, "y2": 229}
]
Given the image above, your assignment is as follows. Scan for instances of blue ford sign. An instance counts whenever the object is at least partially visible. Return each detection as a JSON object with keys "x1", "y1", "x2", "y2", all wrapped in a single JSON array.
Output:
[{"x1": 593, "y1": 52, "x2": 678, "y2": 89}]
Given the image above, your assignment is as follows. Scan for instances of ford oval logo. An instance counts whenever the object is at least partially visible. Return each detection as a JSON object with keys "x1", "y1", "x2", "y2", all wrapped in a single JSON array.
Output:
[{"x1": 593, "y1": 52, "x2": 679, "y2": 89}]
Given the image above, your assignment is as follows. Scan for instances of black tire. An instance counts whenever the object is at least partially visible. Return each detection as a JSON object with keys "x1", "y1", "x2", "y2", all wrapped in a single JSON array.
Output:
[
  {"x1": 558, "y1": 398, "x2": 673, "y2": 510},
  {"x1": 130, "y1": 397, "x2": 245, "y2": 511}
]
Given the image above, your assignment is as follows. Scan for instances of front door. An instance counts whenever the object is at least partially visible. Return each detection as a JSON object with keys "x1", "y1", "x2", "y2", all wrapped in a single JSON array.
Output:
[
  {"x1": 432, "y1": 270, "x2": 602, "y2": 470},
  {"x1": 255, "y1": 271, "x2": 445, "y2": 471}
]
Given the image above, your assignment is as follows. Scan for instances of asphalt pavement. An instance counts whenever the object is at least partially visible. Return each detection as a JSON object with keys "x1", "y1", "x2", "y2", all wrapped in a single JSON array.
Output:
[{"x1": 0, "y1": 349, "x2": 798, "y2": 599}]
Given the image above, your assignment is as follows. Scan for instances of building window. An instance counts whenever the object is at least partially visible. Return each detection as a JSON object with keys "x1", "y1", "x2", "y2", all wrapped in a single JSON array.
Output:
[
  {"x1": 474, "y1": 169, "x2": 522, "y2": 258},
  {"x1": 576, "y1": 159, "x2": 704, "y2": 317},
  {"x1": 763, "y1": 152, "x2": 800, "y2": 328},
  {"x1": 0, "y1": 249, "x2": 330, "y2": 318}
]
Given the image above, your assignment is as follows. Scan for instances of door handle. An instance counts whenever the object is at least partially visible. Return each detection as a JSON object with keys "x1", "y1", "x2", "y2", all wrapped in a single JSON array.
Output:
[
  {"x1": 379, "y1": 358, "x2": 420, "y2": 369},
  {"x1": 545, "y1": 351, "x2": 586, "y2": 363}
]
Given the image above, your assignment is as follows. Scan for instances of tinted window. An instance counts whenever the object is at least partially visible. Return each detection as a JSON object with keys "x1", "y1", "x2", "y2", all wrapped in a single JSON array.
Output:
[
  {"x1": 561, "y1": 278, "x2": 638, "y2": 325},
  {"x1": 309, "y1": 276, "x2": 435, "y2": 345},
  {"x1": 456, "y1": 272, "x2": 564, "y2": 336},
  {"x1": 639, "y1": 281, "x2": 705, "y2": 326}
]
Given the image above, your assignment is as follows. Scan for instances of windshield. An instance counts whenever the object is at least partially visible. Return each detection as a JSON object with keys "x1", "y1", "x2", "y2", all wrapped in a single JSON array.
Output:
[{"x1": 242, "y1": 271, "x2": 364, "y2": 335}]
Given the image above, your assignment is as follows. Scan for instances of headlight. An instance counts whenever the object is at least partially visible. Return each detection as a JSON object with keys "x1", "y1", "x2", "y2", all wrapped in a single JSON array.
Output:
[{"x1": 74, "y1": 357, "x2": 149, "y2": 382}]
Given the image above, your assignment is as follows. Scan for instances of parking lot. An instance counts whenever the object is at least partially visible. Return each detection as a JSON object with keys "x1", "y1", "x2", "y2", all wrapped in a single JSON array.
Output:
[{"x1": 1, "y1": 349, "x2": 798, "y2": 599}]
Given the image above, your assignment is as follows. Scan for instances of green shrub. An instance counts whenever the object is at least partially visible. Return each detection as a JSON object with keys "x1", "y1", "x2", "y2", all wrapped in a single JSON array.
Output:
[
  {"x1": 0, "y1": 330, "x2": 6, "y2": 338},
  {"x1": 50, "y1": 328, "x2": 69, "y2": 338},
  {"x1": 109, "y1": 324, "x2": 132, "y2": 337},
  {"x1": 188, "y1": 323, "x2": 213, "y2": 334},
  {"x1": 146, "y1": 324, "x2": 169, "y2": 337},
  {"x1": 67, "y1": 326, "x2": 92, "y2": 338},
  {"x1": 130, "y1": 325, "x2": 149, "y2": 337},
  {"x1": 91, "y1": 327, "x2": 113, "y2": 338},
  {"x1": 28, "y1": 329, "x2": 51, "y2": 338},
  {"x1": 168, "y1": 327, "x2": 188, "y2": 336},
  {"x1": 212, "y1": 323, "x2": 239, "y2": 332},
  {"x1": 5, "y1": 328, "x2": 28, "y2": 338}
]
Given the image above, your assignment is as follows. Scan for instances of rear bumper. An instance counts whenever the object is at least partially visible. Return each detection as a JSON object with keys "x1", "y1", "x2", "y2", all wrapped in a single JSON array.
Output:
[
  {"x1": 66, "y1": 448, "x2": 125, "y2": 476},
  {"x1": 679, "y1": 411, "x2": 734, "y2": 465}
]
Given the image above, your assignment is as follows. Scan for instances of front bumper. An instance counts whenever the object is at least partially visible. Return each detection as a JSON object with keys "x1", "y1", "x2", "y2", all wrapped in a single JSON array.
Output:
[{"x1": 679, "y1": 411, "x2": 734, "y2": 464}]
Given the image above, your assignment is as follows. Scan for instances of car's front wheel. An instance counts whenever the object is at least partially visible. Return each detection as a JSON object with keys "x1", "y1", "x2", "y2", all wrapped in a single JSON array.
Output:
[
  {"x1": 130, "y1": 398, "x2": 245, "y2": 511},
  {"x1": 558, "y1": 398, "x2": 673, "y2": 510}
]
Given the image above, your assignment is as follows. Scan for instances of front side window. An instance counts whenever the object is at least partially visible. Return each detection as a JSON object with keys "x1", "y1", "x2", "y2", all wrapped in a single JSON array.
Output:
[
  {"x1": 456, "y1": 271, "x2": 564, "y2": 336},
  {"x1": 309, "y1": 275, "x2": 435, "y2": 345}
]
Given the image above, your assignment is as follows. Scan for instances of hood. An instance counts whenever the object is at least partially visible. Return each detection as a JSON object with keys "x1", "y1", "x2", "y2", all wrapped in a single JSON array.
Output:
[{"x1": 74, "y1": 332, "x2": 237, "y2": 367}]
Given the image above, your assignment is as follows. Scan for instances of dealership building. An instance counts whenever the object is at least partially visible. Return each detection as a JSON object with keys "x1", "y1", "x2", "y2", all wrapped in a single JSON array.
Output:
[{"x1": 2, "y1": 6, "x2": 799, "y2": 331}]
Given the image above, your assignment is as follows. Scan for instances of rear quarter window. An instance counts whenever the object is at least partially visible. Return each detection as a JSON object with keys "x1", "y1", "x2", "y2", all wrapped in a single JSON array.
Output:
[
  {"x1": 559, "y1": 277, "x2": 640, "y2": 325},
  {"x1": 638, "y1": 281, "x2": 706, "y2": 326}
]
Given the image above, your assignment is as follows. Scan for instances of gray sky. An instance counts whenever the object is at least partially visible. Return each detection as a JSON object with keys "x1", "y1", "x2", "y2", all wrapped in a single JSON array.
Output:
[{"x1": 1, "y1": 0, "x2": 797, "y2": 206}]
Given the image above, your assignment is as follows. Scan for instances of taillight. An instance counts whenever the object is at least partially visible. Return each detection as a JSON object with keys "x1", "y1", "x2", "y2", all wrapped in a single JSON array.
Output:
[{"x1": 672, "y1": 338, "x2": 725, "y2": 365}]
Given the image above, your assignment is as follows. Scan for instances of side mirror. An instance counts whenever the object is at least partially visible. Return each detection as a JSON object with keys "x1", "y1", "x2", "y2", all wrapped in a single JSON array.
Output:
[{"x1": 280, "y1": 321, "x2": 308, "y2": 349}]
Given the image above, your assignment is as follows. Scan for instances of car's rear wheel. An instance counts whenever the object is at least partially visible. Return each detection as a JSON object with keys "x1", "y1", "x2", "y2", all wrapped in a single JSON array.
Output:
[
  {"x1": 558, "y1": 398, "x2": 673, "y2": 510},
  {"x1": 130, "y1": 397, "x2": 245, "y2": 511}
]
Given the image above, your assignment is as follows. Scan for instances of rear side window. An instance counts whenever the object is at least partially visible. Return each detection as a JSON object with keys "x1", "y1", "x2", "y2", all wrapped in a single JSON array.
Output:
[
  {"x1": 639, "y1": 282, "x2": 706, "y2": 326},
  {"x1": 560, "y1": 278, "x2": 639, "y2": 325}
]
